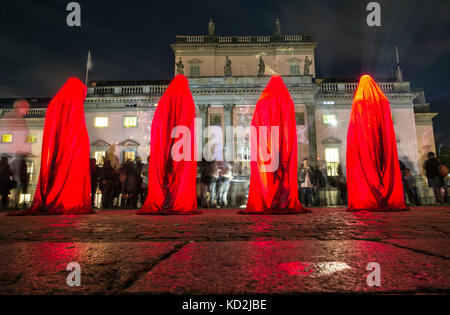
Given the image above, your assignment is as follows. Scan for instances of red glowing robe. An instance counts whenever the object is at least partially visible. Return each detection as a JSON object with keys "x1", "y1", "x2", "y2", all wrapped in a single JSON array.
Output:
[
  {"x1": 240, "y1": 75, "x2": 307, "y2": 214},
  {"x1": 18, "y1": 78, "x2": 94, "y2": 215},
  {"x1": 346, "y1": 75, "x2": 406, "y2": 211},
  {"x1": 137, "y1": 74, "x2": 199, "y2": 215}
]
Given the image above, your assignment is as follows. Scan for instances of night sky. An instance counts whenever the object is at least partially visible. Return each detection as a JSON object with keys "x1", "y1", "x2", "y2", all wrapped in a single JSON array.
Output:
[{"x1": 1, "y1": 0, "x2": 449, "y2": 146}]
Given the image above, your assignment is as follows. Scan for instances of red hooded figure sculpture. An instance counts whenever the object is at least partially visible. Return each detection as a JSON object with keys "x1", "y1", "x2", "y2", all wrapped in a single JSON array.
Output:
[
  {"x1": 137, "y1": 74, "x2": 199, "y2": 215},
  {"x1": 240, "y1": 75, "x2": 308, "y2": 214},
  {"x1": 346, "y1": 75, "x2": 406, "y2": 211},
  {"x1": 13, "y1": 77, "x2": 94, "y2": 215}
]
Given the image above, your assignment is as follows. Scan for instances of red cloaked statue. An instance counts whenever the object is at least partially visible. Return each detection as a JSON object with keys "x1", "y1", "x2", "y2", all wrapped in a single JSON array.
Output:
[
  {"x1": 346, "y1": 75, "x2": 407, "y2": 212},
  {"x1": 137, "y1": 74, "x2": 199, "y2": 215},
  {"x1": 239, "y1": 75, "x2": 309, "y2": 214},
  {"x1": 11, "y1": 77, "x2": 94, "y2": 215}
]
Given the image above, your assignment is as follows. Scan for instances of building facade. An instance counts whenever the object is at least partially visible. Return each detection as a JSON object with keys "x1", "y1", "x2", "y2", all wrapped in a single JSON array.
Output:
[{"x1": 0, "y1": 23, "x2": 439, "y2": 207}]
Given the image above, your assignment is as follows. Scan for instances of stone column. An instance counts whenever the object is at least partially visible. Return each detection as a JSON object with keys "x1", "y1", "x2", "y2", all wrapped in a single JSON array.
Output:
[
  {"x1": 306, "y1": 104, "x2": 317, "y2": 164},
  {"x1": 223, "y1": 104, "x2": 234, "y2": 161},
  {"x1": 197, "y1": 104, "x2": 209, "y2": 160}
]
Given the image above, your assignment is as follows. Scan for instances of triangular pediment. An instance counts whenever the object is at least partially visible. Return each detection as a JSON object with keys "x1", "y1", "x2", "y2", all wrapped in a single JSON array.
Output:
[
  {"x1": 91, "y1": 139, "x2": 111, "y2": 147},
  {"x1": 321, "y1": 137, "x2": 342, "y2": 145},
  {"x1": 288, "y1": 57, "x2": 301, "y2": 63},
  {"x1": 188, "y1": 58, "x2": 203, "y2": 64},
  {"x1": 118, "y1": 138, "x2": 140, "y2": 147}
]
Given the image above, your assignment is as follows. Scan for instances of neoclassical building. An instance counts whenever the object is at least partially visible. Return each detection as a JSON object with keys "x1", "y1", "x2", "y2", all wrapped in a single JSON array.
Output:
[{"x1": 0, "y1": 21, "x2": 438, "y2": 206}]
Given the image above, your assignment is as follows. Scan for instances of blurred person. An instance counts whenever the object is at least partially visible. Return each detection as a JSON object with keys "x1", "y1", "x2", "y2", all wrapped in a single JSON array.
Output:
[
  {"x1": 217, "y1": 161, "x2": 233, "y2": 208},
  {"x1": 90, "y1": 158, "x2": 100, "y2": 207},
  {"x1": 200, "y1": 159, "x2": 219, "y2": 207},
  {"x1": 0, "y1": 156, "x2": 14, "y2": 209},
  {"x1": 100, "y1": 159, "x2": 116, "y2": 208},
  {"x1": 119, "y1": 160, "x2": 140, "y2": 208},
  {"x1": 134, "y1": 156, "x2": 144, "y2": 206},
  {"x1": 141, "y1": 156, "x2": 150, "y2": 205},
  {"x1": 299, "y1": 158, "x2": 315, "y2": 207},
  {"x1": 313, "y1": 165, "x2": 325, "y2": 206},
  {"x1": 0, "y1": 99, "x2": 31, "y2": 159},
  {"x1": 336, "y1": 164, "x2": 348, "y2": 206},
  {"x1": 402, "y1": 168, "x2": 420, "y2": 206},
  {"x1": 10, "y1": 155, "x2": 29, "y2": 208},
  {"x1": 423, "y1": 152, "x2": 445, "y2": 205}
]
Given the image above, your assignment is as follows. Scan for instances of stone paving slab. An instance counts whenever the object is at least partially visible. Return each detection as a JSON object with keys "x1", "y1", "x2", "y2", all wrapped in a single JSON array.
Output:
[
  {"x1": 0, "y1": 241, "x2": 182, "y2": 294},
  {"x1": 124, "y1": 240, "x2": 450, "y2": 294},
  {"x1": 0, "y1": 207, "x2": 448, "y2": 294},
  {"x1": 0, "y1": 207, "x2": 448, "y2": 243}
]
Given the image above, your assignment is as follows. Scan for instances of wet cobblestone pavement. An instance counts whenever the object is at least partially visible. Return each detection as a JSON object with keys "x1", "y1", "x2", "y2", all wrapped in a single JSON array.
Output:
[{"x1": 0, "y1": 207, "x2": 449, "y2": 294}]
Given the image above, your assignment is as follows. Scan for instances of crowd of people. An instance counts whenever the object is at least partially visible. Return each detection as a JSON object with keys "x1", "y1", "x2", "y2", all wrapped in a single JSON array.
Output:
[
  {"x1": 197, "y1": 159, "x2": 233, "y2": 208},
  {"x1": 0, "y1": 155, "x2": 29, "y2": 209},
  {"x1": 0, "y1": 151, "x2": 449, "y2": 209},
  {"x1": 89, "y1": 156, "x2": 148, "y2": 209},
  {"x1": 298, "y1": 158, "x2": 348, "y2": 207}
]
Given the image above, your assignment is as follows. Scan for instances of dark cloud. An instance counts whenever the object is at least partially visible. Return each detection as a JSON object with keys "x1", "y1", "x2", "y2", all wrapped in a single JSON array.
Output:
[{"x1": 0, "y1": 0, "x2": 449, "y2": 145}]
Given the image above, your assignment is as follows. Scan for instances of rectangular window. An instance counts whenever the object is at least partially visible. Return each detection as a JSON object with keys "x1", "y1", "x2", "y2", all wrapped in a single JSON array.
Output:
[
  {"x1": 290, "y1": 65, "x2": 300, "y2": 75},
  {"x1": 26, "y1": 161, "x2": 34, "y2": 183},
  {"x1": 295, "y1": 112, "x2": 305, "y2": 125},
  {"x1": 123, "y1": 116, "x2": 138, "y2": 128},
  {"x1": 19, "y1": 193, "x2": 31, "y2": 204},
  {"x1": 123, "y1": 150, "x2": 136, "y2": 162},
  {"x1": 1, "y1": 135, "x2": 12, "y2": 143},
  {"x1": 190, "y1": 66, "x2": 200, "y2": 77},
  {"x1": 95, "y1": 117, "x2": 109, "y2": 128},
  {"x1": 236, "y1": 136, "x2": 250, "y2": 176},
  {"x1": 26, "y1": 134, "x2": 37, "y2": 143},
  {"x1": 210, "y1": 113, "x2": 222, "y2": 127},
  {"x1": 325, "y1": 148, "x2": 339, "y2": 176},
  {"x1": 323, "y1": 114, "x2": 337, "y2": 126},
  {"x1": 94, "y1": 151, "x2": 106, "y2": 165}
]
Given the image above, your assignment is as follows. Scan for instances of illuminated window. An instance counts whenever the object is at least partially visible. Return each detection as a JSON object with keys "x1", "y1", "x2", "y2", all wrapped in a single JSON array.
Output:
[
  {"x1": 323, "y1": 114, "x2": 337, "y2": 126},
  {"x1": 1, "y1": 135, "x2": 12, "y2": 143},
  {"x1": 290, "y1": 65, "x2": 300, "y2": 75},
  {"x1": 323, "y1": 101, "x2": 335, "y2": 105},
  {"x1": 123, "y1": 150, "x2": 136, "y2": 162},
  {"x1": 26, "y1": 161, "x2": 34, "y2": 183},
  {"x1": 19, "y1": 193, "x2": 31, "y2": 204},
  {"x1": 94, "y1": 151, "x2": 106, "y2": 165},
  {"x1": 95, "y1": 117, "x2": 109, "y2": 128},
  {"x1": 190, "y1": 66, "x2": 200, "y2": 77},
  {"x1": 123, "y1": 116, "x2": 138, "y2": 128},
  {"x1": 235, "y1": 136, "x2": 250, "y2": 176},
  {"x1": 26, "y1": 134, "x2": 37, "y2": 143},
  {"x1": 325, "y1": 148, "x2": 339, "y2": 176}
]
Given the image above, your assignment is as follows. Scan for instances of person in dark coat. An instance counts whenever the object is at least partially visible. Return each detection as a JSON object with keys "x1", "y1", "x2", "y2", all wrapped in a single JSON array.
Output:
[
  {"x1": 402, "y1": 168, "x2": 420, "y2": 206},
  {"x1": 336, "y1": 164, "x2": 348, "y2": 206},
  {"x1": 100, "y1": 159, "x2": 116, "y2": 208},
  {"x1": 10, "y1": 155, "x2": 29, "y2": 208},
  {"x1": 90, "y1": 158, "x2": 100, "y2": 207},
  {"x1": 423, "y1": 152, "x2": 445, "y2": 205},
  {"x1": 0, "y1": 156, "x2": 14, "y2": 208}
]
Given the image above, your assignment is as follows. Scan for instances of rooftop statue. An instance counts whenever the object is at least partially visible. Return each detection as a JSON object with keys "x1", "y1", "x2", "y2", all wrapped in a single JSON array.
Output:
[
  {"x1": 208, "y1": 18, "x2": 215, "y2": 36},
  {"x1": 274, "y1": 18, "x2": 281, "y2": 36},
  {"x1": 258, "y1": 56, "x2": 265, "y2": 77},
  {"x1": 175, "y1": 57, "x2": 184, "y2": 75},
  {"x1": 224, "y1": 56, "x2": 232, "y2": 77},
  {"x1": 304, "y1": 56, "x2": 312, "y2": 76}
]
